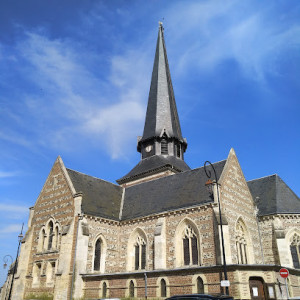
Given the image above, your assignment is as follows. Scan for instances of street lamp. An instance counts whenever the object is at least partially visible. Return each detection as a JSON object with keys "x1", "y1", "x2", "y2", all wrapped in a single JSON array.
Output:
[
  {"x1": 254, "y1": 197, "x2": 265, "y2": 264},
  {"x1": 3, "y1": 255, "x2": 13, "y2": 270},
  {"x1": 204, "y1": 161, "x2": 229, "y2": 296},
  {"x1": 7, "y1": 223, "x2": 24, "y2": 300}
]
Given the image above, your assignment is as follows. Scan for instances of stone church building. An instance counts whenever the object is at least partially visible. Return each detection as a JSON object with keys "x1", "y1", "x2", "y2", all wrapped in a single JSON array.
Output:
[{"x1": 2, "y1": 24, "x2": 300, "y2": 300}]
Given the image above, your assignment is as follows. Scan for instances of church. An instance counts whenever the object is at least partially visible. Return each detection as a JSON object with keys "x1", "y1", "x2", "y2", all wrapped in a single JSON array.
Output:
[{"x1": 2, "y1": 23, "x2": 300, "y2": 300}]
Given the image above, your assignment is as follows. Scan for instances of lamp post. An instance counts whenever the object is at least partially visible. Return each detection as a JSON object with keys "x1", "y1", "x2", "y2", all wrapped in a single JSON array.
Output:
[
  {"x1": 3, "y1": 255, "x2": 13, "y2": 271},
  {"x1": 254, "y1": 197, "x2": 265, "y2": 264},
  {"x1": 204, "y1": 161, "x2": 229, "y2": 296},
  {"x1": 7, "y1": 223, "x2": 24, "y2": 300}
]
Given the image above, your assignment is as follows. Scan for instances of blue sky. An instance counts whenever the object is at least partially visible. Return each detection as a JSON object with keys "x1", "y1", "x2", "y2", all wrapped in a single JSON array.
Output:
[{"x1": 0, "y1": 0, "x2": 300, "y2": 286}]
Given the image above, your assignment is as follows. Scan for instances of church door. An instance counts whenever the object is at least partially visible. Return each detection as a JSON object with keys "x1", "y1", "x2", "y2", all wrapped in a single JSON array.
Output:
[{"x1": 249, "y1": 277, "x2": 266, "y2": 300}]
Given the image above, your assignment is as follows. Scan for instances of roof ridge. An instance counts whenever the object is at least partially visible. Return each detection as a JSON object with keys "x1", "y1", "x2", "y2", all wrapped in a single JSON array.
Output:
[
  {"x1": 247, "y1": 173, "x2": 278, "y2": 183},
  {"x1": 66, "y1": 168, "x2": 121, "y2": 188},
  {"x1": 275, "y1": 175, "x2": 300, "y2": 200},
  {"x1": 189, "y1": 159, "x2": 227, "y2": 172}
]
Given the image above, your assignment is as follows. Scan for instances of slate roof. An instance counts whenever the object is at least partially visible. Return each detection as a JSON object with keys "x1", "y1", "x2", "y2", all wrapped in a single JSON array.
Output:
[
  {"x1": 140, "y1": 23, "x2": 184, "y2": 144},
  {"x1": 121, "y1": 160, "x2": 227, "y2": 220},
  {"x1": 66, "y1": 169, "x2": 123, "y2": 220},
  {"x1": 117, "y1": 155, "x2": 191, "y2": 184},
  {"x1": 247, "y1": 174, "x2": 300, "y2": 216}
]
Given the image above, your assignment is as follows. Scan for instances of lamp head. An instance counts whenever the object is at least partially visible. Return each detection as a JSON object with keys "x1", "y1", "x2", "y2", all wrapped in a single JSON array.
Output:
[{"x1": 205, "y1": 179, "x2": 214, "y2": 194}]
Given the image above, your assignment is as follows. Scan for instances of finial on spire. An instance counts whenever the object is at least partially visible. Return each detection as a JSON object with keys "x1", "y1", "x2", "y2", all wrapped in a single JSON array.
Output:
[{"x1": 159, "y1": 21, "x2": 163, "y2": 30}]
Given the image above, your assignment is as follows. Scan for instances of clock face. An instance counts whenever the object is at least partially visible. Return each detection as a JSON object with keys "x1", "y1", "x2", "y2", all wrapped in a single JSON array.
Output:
[{"x1": 145, "y1": 145, "x2": 152, "y2": 152}]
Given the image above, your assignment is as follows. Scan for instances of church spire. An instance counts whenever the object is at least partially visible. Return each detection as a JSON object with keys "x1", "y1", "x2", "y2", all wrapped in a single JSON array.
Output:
[
  {"x1": 117, "y1": 23, "x2": 190, "y2": 186},
  {"x1": 137, "y1": 22, "x2": 187, "y2": 158}
]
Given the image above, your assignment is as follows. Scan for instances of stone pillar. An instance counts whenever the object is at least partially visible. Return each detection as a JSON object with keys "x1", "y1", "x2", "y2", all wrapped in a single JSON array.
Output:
[{"x1": 154, "y1": 217, "x2": 166, "y2": 269}]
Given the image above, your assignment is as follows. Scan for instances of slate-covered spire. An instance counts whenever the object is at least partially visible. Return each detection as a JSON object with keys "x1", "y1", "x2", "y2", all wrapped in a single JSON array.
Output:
[
  {"x1": 137, "y1": 22, "x2": 188, "y2": 159},
  {"x1": 117, "y1": 23, "x2": 190, "y2": 186}
]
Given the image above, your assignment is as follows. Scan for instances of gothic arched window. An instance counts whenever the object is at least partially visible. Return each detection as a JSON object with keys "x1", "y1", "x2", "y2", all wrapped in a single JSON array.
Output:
[
  {"x1": 197, "y1": 277, "x2": 204, "y2": 294},
  {"x1": 94, "y1": 238, "x2": 102, "y2": 271},
  {"x1": 183, "y1": 225, "x2": 199, "y2": 265},
  {"x1": 134, "y1": 236, "x2": 146, "y2": 270},
  {"x1": 129, "y1": 280, "x2": 135, "y2": 298},
  {"x1": 102, "y1": 282, "x2": 107, "y2": 298},
  {"x1": 48, "y1": 221, "x2": 54, "y2": 250},
  {"x1": 161, "y1": 279, "x2": 167, "y2": 297},
  {"x1": 290, "y1": 234, "x2": 300, "y2": 269},
  {"x1": 236, "y1": 220, "x2": 248, "y2": 264},
  {"x1": 39, "y1": 228, "x2": 46, "y2": 252}
]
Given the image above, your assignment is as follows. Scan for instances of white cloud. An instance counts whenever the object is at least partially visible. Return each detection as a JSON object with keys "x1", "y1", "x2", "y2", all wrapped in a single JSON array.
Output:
[
  {"x1": 2, "y1": 30, "x2": 151, "y2": 159},
  {"x1": 0, "y1": 171, "x2": 19, "y2": 179}
]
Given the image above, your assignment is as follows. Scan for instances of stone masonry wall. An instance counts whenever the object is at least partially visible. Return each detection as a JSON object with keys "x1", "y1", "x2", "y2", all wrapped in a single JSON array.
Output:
[
  {"x1": 23, "y1": 158, "x2": 75, "y2": 299},
  {"x1": 220, "y1": 149, "x2": 262, "y2": 265}
]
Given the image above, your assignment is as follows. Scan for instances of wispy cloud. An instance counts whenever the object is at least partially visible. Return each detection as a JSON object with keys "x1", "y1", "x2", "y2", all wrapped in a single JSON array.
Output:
[
  {"x1": 0, "y1": 171, "x2": 19, "y2": 179},
  {"x1": 0, "y1": 204, "x2": 28, "y2": 213},
  {"x1": 0, "y1": 224, "x2": 25, "y2": 234},
  {"x1": 1, "y1": 29, "x2": 150, "y2": 159},
  {"x1": 166, "y1": 1, "x2": 300, "y2": 81}
]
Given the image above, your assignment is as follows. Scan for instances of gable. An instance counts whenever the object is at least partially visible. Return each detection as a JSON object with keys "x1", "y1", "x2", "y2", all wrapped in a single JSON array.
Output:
[{"x1": 32, "y1": 156, "x2": 76, "y2": 229}]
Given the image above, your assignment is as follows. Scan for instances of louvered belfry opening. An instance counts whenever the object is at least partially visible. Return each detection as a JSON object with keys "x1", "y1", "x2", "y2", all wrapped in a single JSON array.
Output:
[{"x1": 161, "y1": 135, "x2": 168, "y2": 155}]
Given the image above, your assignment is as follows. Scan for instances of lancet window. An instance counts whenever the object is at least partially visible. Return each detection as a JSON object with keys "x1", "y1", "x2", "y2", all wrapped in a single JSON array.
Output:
[
  {"x1": 129, "y1": 281, "x2": 135, "y2": 298},
  {"x1": 197, "y1": 277, "x2": 204, "y2": 294},
  {"x1": 182, "y1": 225, "x2": 199, "y2": 265},
  {"x1": 160, "y1": 279, "x2": 167, "y2": 297},
  {"x1": 47, "y1": 221, "x2": 54, "y2": 250},
  {"x1": 134, "y1": 235, "x2": 146, "y2": 270},
  {"x1": 290, "y1": 233, "x2": 300, "y2": 269},
  {"x1": 94, "y1": 238, "x2": 102, "y2": 271},
  {"x1": 102, "y1": 282, "x2": 107, "y2": 298},
  {"x1": 236, "y1": 220, "x2": 248, "y2": 264}
]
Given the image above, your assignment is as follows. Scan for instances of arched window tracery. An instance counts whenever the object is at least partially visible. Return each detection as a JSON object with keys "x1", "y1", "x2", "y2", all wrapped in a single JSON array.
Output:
[
  {"x1": 182, "y1": 225, "x2": 199, "y2": 266},
  {"x1": 236, "y1": 220, "x2": 248, "y2": 264},
  {"x1": 134, "y1": 235, "x2": 146, "y2": 270},
  {"x1": 128, "y1": 228, "x2": 147, "y2": 271},
  {"x1": 47, "y1": 221, "x2": 54, "y2": 250}
]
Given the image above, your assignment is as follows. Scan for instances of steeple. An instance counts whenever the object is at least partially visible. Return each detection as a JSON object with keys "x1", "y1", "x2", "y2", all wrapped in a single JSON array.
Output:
[
  {"x1": 137, "y1": 22, "x2": 187, "y2": 158},
  {"x1": 117, "y1": 23, "x2": 190, "y2": 186}
]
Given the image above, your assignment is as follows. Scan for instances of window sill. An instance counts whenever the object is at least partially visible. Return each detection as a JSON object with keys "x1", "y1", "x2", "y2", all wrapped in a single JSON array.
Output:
[{"x1": 35, "y1": 250, "x2": 59, "y2": 255}]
